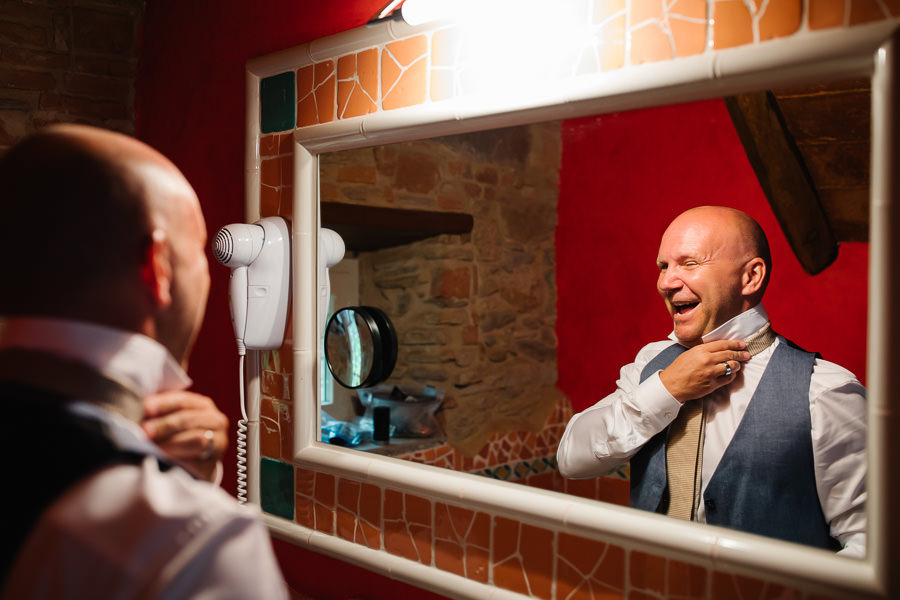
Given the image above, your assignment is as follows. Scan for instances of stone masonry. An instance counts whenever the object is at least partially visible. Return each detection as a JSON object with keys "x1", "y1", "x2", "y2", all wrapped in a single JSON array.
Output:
[
  {"x1": 320, "y1": 122, "x2": 564, "y2": 456},
  {"x1": 0, "y1": 0, "x2": 143, "y2": 153}
]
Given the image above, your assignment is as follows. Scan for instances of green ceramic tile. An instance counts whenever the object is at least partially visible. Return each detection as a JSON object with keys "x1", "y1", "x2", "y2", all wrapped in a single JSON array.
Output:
[
  {"x1": 260, "y1": 71, "x2": 296, "y2": 134},
  {"x1": 260, "y1": 457, "x2": 294, "y2": 519}
]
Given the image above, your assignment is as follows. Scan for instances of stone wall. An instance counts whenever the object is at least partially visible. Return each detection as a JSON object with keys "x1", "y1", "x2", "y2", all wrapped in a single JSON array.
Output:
[
  {"x1": 0, "y1": 0, "x2": 142, "y2": 153},
  {"x1": 320, "y1": 122, "x2": 564, "y2": 456}
]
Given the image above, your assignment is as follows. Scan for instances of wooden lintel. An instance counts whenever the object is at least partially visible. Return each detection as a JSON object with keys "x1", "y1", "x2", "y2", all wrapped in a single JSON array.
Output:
[
  {"x1": 321, "y1": 202, "x2": 475, "y2": 252},
  {"x1": 725, "y1": 92, "x2": 838, "y2": 275}
]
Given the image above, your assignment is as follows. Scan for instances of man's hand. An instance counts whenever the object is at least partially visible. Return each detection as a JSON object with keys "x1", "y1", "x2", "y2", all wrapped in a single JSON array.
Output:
[
  {"x1": 142, "y1": 391, "x2": 229, "y2": 483},
  {"x1": 659, "y1": 340, "x2": 750, "y2": 403}
]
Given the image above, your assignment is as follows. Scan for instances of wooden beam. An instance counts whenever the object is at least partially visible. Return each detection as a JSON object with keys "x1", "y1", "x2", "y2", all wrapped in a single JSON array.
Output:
[
  {"x1": 321, "y1": 202, "x2": 474, "y2": 252},
  {"x1": 725, "y1": 92, "x2": 838, "y2": 275}
]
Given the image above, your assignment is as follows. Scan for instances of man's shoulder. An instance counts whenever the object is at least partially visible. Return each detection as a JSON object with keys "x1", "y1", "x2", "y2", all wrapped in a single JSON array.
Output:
[{"x1": 43, "y1": 458, "x2": 260, "y2": 554}]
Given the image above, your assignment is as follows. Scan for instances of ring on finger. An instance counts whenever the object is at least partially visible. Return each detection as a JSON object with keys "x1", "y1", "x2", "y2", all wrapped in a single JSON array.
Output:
[
  {"x1": 199, "y1": 429, "x2": 215, "y2": 460},
  {"x1": 722, "y1": 361, "x2": 732, "y2": 377}
]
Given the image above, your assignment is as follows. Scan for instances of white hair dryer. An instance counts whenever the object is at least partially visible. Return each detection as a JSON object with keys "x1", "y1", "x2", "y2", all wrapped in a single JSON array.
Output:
[{"x1": 213, "y1": 216, "x2": 291, "y2": 355}]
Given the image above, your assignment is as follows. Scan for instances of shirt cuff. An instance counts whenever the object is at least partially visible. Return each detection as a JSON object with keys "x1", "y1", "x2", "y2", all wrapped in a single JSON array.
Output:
[{"x1": 638, "y1": 371, "x2": 683, "y2": 432}]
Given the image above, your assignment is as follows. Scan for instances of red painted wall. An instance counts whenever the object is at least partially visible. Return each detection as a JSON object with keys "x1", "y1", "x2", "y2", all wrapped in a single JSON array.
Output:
[{"x1": 556, "y1": 98, "x2": 868, "y2": 413}]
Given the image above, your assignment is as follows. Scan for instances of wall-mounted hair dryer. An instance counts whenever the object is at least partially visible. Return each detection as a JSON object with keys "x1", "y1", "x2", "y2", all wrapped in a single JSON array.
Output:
[{"x1": 213, "y1": 216, "x2": 291, "y2": 355}]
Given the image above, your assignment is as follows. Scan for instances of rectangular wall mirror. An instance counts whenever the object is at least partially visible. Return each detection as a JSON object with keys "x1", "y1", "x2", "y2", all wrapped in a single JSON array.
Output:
[
  {"x1": 314, "y1": 78, "x2": 870, "y2": 558},
  {"x1": 244, "y1": 15, "x2": 899, "y2": 600}
]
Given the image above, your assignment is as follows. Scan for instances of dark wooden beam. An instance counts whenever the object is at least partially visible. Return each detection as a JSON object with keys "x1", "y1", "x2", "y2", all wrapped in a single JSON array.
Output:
[
  {"x1": 725, "y1": 92, "x2": 839, "y2": 275},
  {"x1": 321, "y1": 202, "x2": 474, "y2": 252}
]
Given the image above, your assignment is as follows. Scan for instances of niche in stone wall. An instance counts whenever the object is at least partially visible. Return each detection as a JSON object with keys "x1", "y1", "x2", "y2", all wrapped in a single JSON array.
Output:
[{"x1": 319, "y1": 121, "x2": 563, "y2": 457}]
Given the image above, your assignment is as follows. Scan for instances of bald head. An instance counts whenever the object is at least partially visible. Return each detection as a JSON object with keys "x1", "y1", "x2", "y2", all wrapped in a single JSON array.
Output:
[
  {"x1": 673, "y1": 206, "x2": 771, "y2": 290},
  {"x1": 656, "y1": 206, "x2": 771, "y2": 343},
  {"x1": 0, "y1": 125, "x2": 210, "y2": 363}
]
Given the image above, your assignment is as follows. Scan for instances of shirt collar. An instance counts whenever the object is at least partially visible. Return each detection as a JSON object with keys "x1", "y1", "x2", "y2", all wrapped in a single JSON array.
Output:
[
  {"x1": 0, "y1": 317, "x2": 192, "y2": 396},
  {"x1": 667, "y1": 304, "x2": 770, "y2": 345}
]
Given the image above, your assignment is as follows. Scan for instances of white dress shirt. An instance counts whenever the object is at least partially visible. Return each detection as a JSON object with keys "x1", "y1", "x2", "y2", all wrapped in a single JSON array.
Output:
[
  {"x1": 0, "y1": 317, "x2": 289, "y2": 599},
  {"x1": 556, "y1": 305, "x2": 867, "y2": 558}
]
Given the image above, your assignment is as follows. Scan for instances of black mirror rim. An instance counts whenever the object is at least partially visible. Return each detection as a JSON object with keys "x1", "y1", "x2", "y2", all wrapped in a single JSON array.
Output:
[{"x1": 324, "y1": 305, "x2": 397, "y2": 389}]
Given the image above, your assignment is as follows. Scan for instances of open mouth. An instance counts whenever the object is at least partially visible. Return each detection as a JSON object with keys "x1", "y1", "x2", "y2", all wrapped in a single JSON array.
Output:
[{"x1": 673, "y1": 301, "x2": 699, "y2": 316}]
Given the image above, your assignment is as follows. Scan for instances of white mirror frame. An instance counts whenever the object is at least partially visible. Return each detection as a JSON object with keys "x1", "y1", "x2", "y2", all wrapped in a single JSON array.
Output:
[{"x1": 243, "y1": 20, "x2": 899, "y2": 600}]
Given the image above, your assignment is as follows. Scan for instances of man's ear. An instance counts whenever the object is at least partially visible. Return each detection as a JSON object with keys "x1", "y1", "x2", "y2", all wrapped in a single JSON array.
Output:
[
  {"x1": 741, "y1": 257, "x2": 766, "y2": 297},
  {"x1": 141, "y1": 230, "x2": 173, "y2": 309}
]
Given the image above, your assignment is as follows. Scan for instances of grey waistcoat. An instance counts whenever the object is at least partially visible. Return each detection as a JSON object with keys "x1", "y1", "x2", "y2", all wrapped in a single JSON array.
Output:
[{"x1": 628, "y1": 339, "x2": 839, "y2": 550}]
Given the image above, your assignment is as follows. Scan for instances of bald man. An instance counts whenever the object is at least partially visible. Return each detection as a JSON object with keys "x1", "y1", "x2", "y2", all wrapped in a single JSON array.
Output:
[
  {"x1": 557, "y1": 206, "x2": 866, "y2": 557},
  {"x1": 0, "y1": 125, "x2": 288, "y2": 598}
]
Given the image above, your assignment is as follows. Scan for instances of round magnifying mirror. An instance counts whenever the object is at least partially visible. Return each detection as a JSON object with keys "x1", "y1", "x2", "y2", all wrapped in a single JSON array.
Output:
[{"x1": 324, "y1": 306, "x2": 397, "y2": 389}]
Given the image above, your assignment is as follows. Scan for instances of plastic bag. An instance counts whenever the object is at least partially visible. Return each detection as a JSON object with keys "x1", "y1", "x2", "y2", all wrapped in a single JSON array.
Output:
[{"x1": 357, "y1": 384, "x2": 444, "y2": 438}]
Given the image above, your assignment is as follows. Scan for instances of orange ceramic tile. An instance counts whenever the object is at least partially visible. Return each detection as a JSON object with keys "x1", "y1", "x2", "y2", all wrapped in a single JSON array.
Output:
[
  {"x1": 357, "y1": 49, "x2": 379, "y2": 102},
  {"x1": 259, "y1": 397, "x2": 281, "y2": 459},
  {"x1": 337, "y1": 478, "x2": 360, "y2": 514},
  {"x1": 670, "y1": 18, "x2": 707, "y2": 57},
  {"x1": 712, "y1": 571, "x2": 766, "y2": 599},
  {"x1": 297, "y1": 64, "x2": 314, "y2": 95},
  {"x1": 388, "y1": 35, "x2": 427, "y2": 68},
  {"x1": 356, "y1": 518, "x2": 382, "y2": 549},
  {"x1": 313, "y1": 75, "x2": 336, "y2": 124},
  {"x1": 465, "y1": 545, "x2": 490, "y2": 583},
  {"x1": 556, "y1": 539, "x2": 626, "y2": 599},
  {"x1": 295, "y1": 466, "x2": 315, "y2": 496},
  {"x1": 314, "y1": 502, "x2": 335, "y2": 535},
  {"x1": 260, "y1": 157, "x2": 281, "y2": 188},
  {"x1": 336, "y1": 51, "x2": 378, "y2": 119},
  {"x1": 383, "y1": 53, "x2": 427, "y2": 110},
  {"x1": 630, "y1": 23, "x2": 674, "y2": 64},
  {"x1": 713, "y1": 0, "x2": 754, "y2": 49},
  {"x1": 280, "y1": 155, "x2": 293, "y2": 187},
  {"x1": 337, "y1": 53, "x2": 355, "y2": 80},
  {"x1": 493, "y1": 555, "x2": 530, "y2": 596},
  {"x1": 297, "y1": 65, "x2": 317, "y2": 127},
  {"x1": 758, "y1": 0, "x2": 801, "y2": 40},
  {"x1": 261, "y1": 370, "x2": 282, "y2": 397},
  {"x1": 667, "y1": 559, "x2": 707, "y2": 599},
  {"x1": 434, "y1": 539, "x2": 466, "y2": 576},
  {"x1": 849, "y1": 0, "x2": 889, "y2": 23},
  {"x1": 557, "y1": 533, "x2": 625, "y2": 593},
  {"x1": 518, "y1": 524, "x2": 554, "y2": 599},
  {"x1": 336, "y1": 510, "x2": 356, "y2": 542},
  {"x1": 630, "y1": 551, "x2": 666, "y2": 595},
  {"x1": 295, "y1": 494, "x2": 314, "y2": 529},
  {"x1": 314, "y1": 472, "x2": 335, "y2": 507},
  {"x1": 384, "y1": 490, "x2": 432, "y2": 564},
  {"x1": 260, "y1": 134, "x2": 279, "y2": 157},
  {"x1": 279, "y1": 398, "x2": 293, "y2": 459},
  {"x1": 260, "y1": 184, "x2": 279, "y2": 218},
  {"x1": 277, "y1": 132, "x2": 292, "y2": 154},
  {"x1": 631, "y1": 0, "x2": 665, "y2": 25},
  {"x1": 492, "y1": 517, "x2": 519, "y2": 567},
  {"x1": 359, "y1": 483, "x2": 382, "y2": 527}
]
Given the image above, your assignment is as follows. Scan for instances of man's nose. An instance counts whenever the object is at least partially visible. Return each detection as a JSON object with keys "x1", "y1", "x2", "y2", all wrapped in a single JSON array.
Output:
[{"x1": 658, "y1": 268, "x2": 681, "y2": 291}]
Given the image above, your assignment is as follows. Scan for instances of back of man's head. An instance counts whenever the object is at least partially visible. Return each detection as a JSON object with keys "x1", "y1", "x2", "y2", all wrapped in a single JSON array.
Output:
[{"x1": 0, "y1": 126, "x2": 152, "y2": 318}]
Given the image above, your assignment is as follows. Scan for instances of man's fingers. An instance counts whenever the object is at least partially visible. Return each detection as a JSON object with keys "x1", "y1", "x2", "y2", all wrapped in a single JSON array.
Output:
[
  {"x1": 143, "y1": 408, "x2": 228, "y2": 441},
  {"x1": 703, "y1": 339, "x2": 748, "y2": 352},
  {"x1": 156, "y1": 428, "x2": 227, "y2": 461},
  {"x1": 144, "y1": 391, "x2": 216, "y2": 418},
  {"x1": 710, "y1": 349, "x2": 751, "y2": 364}
]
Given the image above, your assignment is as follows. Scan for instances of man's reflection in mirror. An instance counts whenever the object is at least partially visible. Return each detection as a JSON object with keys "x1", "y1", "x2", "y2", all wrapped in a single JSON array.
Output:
[{"x1": 557, "y1": 206, "x2": 866, "y2": 557}]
